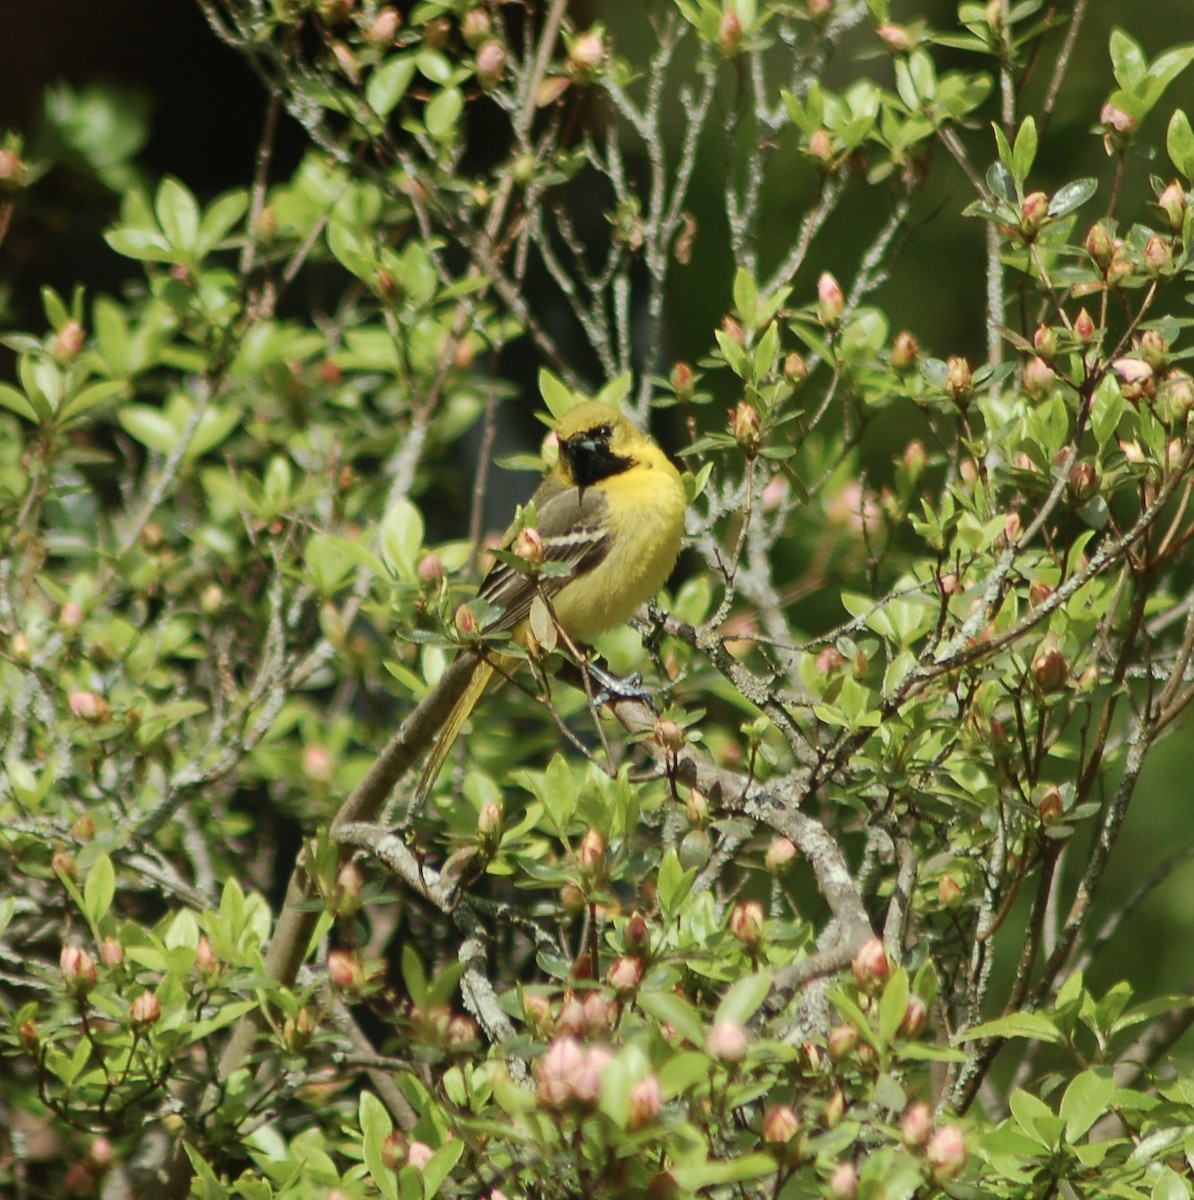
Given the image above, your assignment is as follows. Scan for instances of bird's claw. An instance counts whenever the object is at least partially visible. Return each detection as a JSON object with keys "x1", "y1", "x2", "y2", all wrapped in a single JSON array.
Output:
[{"x1": 588, "y1": 664, "x2": 649, "y2": 708}]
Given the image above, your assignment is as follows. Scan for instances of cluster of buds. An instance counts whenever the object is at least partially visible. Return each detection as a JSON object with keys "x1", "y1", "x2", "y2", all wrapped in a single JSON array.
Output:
[
  {"x1": 534, "y1": 1035, "x2": 613, "y2": 1108},
  {"x1": 902, "y1": 1104, "x2": 969, "y2": 1182}
]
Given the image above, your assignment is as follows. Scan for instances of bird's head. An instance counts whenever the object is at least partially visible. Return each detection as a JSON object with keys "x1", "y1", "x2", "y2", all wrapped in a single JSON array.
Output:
[{"x1": 553, "y1": 401, "x2": 638, "y2": 493}]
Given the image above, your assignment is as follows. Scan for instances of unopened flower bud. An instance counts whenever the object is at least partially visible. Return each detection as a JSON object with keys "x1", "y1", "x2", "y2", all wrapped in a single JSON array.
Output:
[
  {"x1": 824, "y1": 1087, "x2": 846, "y2": 1127},
  {"x1": 876, "y1": 23, "x2": 913, "y2": 53},
  {"x1": 654, "y1": 718, "x2": 686, "y2": 752},
  {"x1": 1138, "y1": 329, "x2": 1168, "y2": 370},
  {"x1": 195, "y1": 935, "x2": 220, "y2": 977},
  {"x1": 851, "y1": 937, "x2": 889, "y2": 987},
  {"x1": 938, "y1": 874, "x2": 963, "y2": 906},
  {"x1": 1159, "y1": 370, "x2": 1194, "y2": 423},
  {"x1": 728, "y1": 401, "x2": 761, "y2": 454},
  {"x1": 926, "y1": 1124, "x2": 969, "y2": 1183},
  {"x1": 100, "y1": 936, "x2": 124, "y2": 967},
  {"x1": 1031, "y1": 639, "x2": 1068, "y2": 693},
  {"x1": 1112, "y1": 356, "x2": 1155, "y2": 404},
  {"x1": 1038, "y1": 785, "x2": 1064, "y2": 824},
  {"x1": 817, "y1": 272, "x2": 845, "y2": 328},
  {"x1": 1032, "y1": 324, "x2": 1058, "y2": 362},
  {"x1": 766, "y1": 836, "x2": 797, "y2": 873},
  {"x1": 1023, "y1": 356, "x2": 1054, "y2": 396},
  {"x1": 946, "y1": 356, "x2": 973, "y2": 406},
  {"x1": 608, "y1": 954, "x2": 644, "y2": 994},
  {"x1": 783, "y1": 351, "x2": 809, "y2": 388},
  {"x1": 0, "y1": 148, "x2": 27, "y2": 192},
  {"x1": 902, "y1": 1100, "x2": 933, "y2": 1147},
  {"x1": 891, "y1": 330, "x2": 920, "y2": 372},
  {"x1": 900, "y1": 995, "x2": 928, "y2": 1039},
  {"x1": 1143, "y1": 234, "x2": 1172, "y2": 276},
  {"x1": 476, "y1": 40, "x2": 507, "y2": 89},
  {"x1": 460, "y1": 8, "x2": 491, "y2": 48},
  {"x1": 718, "y1": 9, "x2": 742, "y2": 55},
  {"x1": 578, "y1": 828, "x2": 606, "y2": 880},
  {"x1": 455, "y1": 602, "x2": 478, "y2": 635},
  {"x1": 828, "y1": 1162, "x2": 859, "y2": 1199},
  {"x1": 807, "y1": 128, "x2": 834, "y2": 163},
  {"x1": 54, "y1": 320, "x2": 85, "y2": 361},
  {"x1": 762, "y1": 1103, "x2": 801, "y2": 1146},
  {"x1": 1157, "y1": 179, "x2": 1188, "y2": 231},
  {"x1": 1084, "y1": 222, "x2": 1115, "y2": 270},
  {"x1": 327, "y1": 948, "x2": 359, "y2": 990},
  {"x1": 69, "y1": 690, "x2": 110, "y2": 723},
  {"x1": 1074, "y1": 308, "x2": 1096, "y2": 341},
  {"x1": 61, "y1": 945, "x2": 97, "y2": 992},
  {"x1": 1019, "y1": 191, "x2": 1049, "y2": 238},
  {"x1": 512, "y1": 525, "x2": 545, "y2": 565},
  {"x1": 685, "y1": 787, "x2": 709, "y2": 826},
  {"x1": 1101, "y1": 101, "x2": 1137, "y2": 147},
  {"x1": 283, "y1": 1006, "x2": 313, "y2": 1052},
  {"x1": 624, "y1": 911, "x2": 650, "y2": 951},
  {"x1": 568, "y1": 31, "x2": 605, "y2": 78},
  {"x1": 381, "y1": 1132, "x2": 409, "y2": 1171},
  {"x1": 407, "y1": 1142, "x2": 434, "y2": 1171},
  {"x1": 334, "y1": 861, "x2": 363, "y2": 917},
  {"x1": 670, "y1": 361, "x2": 695, "y2": 398},
  {"x1": 729, "y1": 899, "x2": 765, "y2": 947},
  {"x1": 628, "y1": 1073, "x2": 662, "y2": 1128},
  {"x1": 706, "y1": 1019, "x2": 749, "y2": 1062},
  {"x1": 720, "y1": 315, "x2": 746, "y2": 346},
  {"x1": 1067, "y1": 459, "x2": 1098, "y2": 503},
  {"x1": 827, "y1": 1023, "x2": 858, "y2": 1059},
  {"x1": 367, "y1": 7, "x2": 401, "y2": 43},
  {"x1": 59, "y1": 600, "x2": 84, "y2": 632}
]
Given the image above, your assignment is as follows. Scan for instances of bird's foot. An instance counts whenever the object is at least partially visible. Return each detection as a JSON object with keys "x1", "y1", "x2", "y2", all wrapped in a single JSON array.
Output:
[{"x1": 587, "y1": 664, "x2": 650, "y2": 708}]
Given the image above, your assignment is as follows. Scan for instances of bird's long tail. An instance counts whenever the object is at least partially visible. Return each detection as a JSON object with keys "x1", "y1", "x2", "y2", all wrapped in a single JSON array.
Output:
[{"x1": 415, "y1": 656, "x2": 497, "y2": 802}]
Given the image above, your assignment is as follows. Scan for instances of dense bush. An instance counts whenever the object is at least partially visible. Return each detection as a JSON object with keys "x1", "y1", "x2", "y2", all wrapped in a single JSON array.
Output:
[{"x1": 4, "y1": 1, "x2": 1194, "y2": 1197}]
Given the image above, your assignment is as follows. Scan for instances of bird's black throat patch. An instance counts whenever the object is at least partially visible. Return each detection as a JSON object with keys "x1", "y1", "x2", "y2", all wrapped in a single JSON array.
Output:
[{"x1": 561, "y1": 425, "x2": 634, "y2": 489}]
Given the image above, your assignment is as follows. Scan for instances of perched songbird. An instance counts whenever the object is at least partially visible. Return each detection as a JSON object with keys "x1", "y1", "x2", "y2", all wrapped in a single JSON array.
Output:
[{"x1": 417, "y1": 399, "x2": 687, "y2": 797}]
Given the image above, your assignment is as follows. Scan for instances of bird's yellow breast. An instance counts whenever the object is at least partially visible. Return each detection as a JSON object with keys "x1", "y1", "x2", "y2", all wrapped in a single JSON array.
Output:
[{"x1": 551, "y1": 444, "x2": 686, "y2": 641}]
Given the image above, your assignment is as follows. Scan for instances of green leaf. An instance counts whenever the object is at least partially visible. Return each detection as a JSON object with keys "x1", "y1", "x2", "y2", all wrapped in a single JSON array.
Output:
[
  {"x1": 1012, "y1": 116, "x2": 1037, "y2": 184},
  {"x1": 879, "y1": 967, "x2": 910, "y2": 1045},
  {"x1": 638, "y1": 988, "x2": 707, "y2": 1048},
  {"x1": 197, "y1": 189, "x2": 248, "y2": 256},
  {"x1": 0, "y1": 382, "x2": 38, "y2": 421},
  {"x1": 401, "y1": 945, "x2": 428, "y2": 1009},
  {"x1": 368, "y1": 57, "x2": 417, "y2": 117},
  {"x1": 957, "y1": 1011, "x2": 1065, "y2": 1043},
  {"x1": 732, "y1": 268, "x2": 759, "y2": 328},
  {"x1": 539, "y1": 367, "x2": 577, "y2": 419},
  {"x1": 715, "y1": 970, "x2": 772, "y2": 1027},
  {"x1": 119, "y1": 405, "x2": 181, "y2": 454},
  {"x1": 1048, "y1": 178, "x2": 1097, "y2": 219},
  {"x1": 1167, "y1": 110, "x2": 1194, "y2": 179},
  {"x1": 359, "y1": 1091, "x2": 398, "y2": 1200},
  {"x1": 155, "y1": 176, "x2": 201, "y2": 255},
  {"x1": 83, "y1": 855, "x2": 116, "y2": 928},
  {"x1": 1109, "y1": 28, "x2": 1147, "y2": 92},
  {"x1": 424, "y1": 87, "x2": 463, "y2": 139},
  {"x1": 1060, "y1": 1068, "x2": 1115, "y2": 1142},
  {"x1": 420, "y1": 1141, "x2": 463, "y2": 1197},
  {"x1": 672, "y1": 1154, "x2": 778, "y2": 1188}
]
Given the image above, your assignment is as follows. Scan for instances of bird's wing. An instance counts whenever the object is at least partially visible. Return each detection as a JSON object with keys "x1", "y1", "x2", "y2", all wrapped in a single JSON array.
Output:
[{"x1": 477, "y1": 481, "x2": 612, "y2": 632}]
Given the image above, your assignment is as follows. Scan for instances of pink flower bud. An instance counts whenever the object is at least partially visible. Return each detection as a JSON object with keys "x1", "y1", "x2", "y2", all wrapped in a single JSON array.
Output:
[
  {"x1": 477, "y1": 801, "x2": 502, "y2": 840},
  {"x1": 69, "y1": 690, "x2": 109, "y2": 723},
  {"x1": 100, "y1": 936, "x2": 124, "y2": 967},
  {"x1": 729, "y1": 402, "x2": 762, "y2": 454},
  {"x1": 607, "y1": 954, "x2": 644, "y2": 994},
  {"x1": 367, "y1": 7, "x2": 401, "y2": 44},
  {"x1": 418, "y1": 552, "x2": 444, "y2": 583},
  {"x1": 807, "y1": 128, "x2": 835, "y2": 163},
  {"x1": 460, "y1": 8, "x2": 491, "y2": 48},
  {"x1": 578, "y1": 828, "x2": 605, "y2": 880},
  {"x1": 512, "y1": 525, "x2": 545, "y2": 564},
  {"x1": 1143, "y1": 234, "x2": 1172, "y2": 276},
  {"x1": 1100, "y1": 101, "x2": 1137, "y2": 146},
  {"x1": 1023, "y1": 356, "x2": 1055, "y2": 396},
  {"x1": 1084, "y1": 222, "x2": 1114, "y2": 270},
  {"x1": 706, "y1": 1020, "x2": 749, "y2": 1062},
  {"x1": 946, "y1": 356, "x2": 973, "y2": 405},
  {"x1": 761, "y1": 1103, "x2": 801, "y2": 1144},
  {"x1": 827, "y1": 1023, "x2": 858, "y2": 1059},
  {"x1": 654, "y1": 717, "x2": 687, "y2": 752},
  {"x1": 129, "y1": 990, "x2": 161, "y2": 1027},
  {"x1": 195, "y1": 935, "x2": 220, "y2": 977},
  {"x1": 1031, "y1": 639, "x2": 1068, "y2": 693},
  {"x1": 1032, "y1": 324, "x2": 1057, "y2": 362},
  {"x1": 926, "y1": 1124, "x2": 968, "y2": 1183},
  {"x1": 582, "y1": 991, "x2": 612, "y2": 1036},
  {"x1": 1019, "y1": 191, "x2": 1049, "y2": 238},
  {"x1": 901, "y1": 1100, "x2": 933, "y2": 1147},
  {"x1": 60, "y1": 945, "x2": 98, "y2": 992},
  {"x1": 327, "y1": 948, "x2": 359, "y2": 989},
  {"x1": 302, "y1": 743, "x2": 333, "y2": 783},
  {"x1": 1157, "y1": 179, "x2": 1188, "y2": 231},
  {"x1": 891, "y1": 331, "x2": 920, "y2": 372},
  {"x1": 876, "y1": 23, "x2": 913, "y2": 53},
  {"x1": 475, "y1": 41, "x2": 507, "y2": 89},
  {"x1": 536, "y1": 1035, "x2": 585, "y2": 1107},
  {"x1": 765, "y1": 836, "x2": 797, "y2": 873},
  {"x1": 407, "y1": 1142, "x2": 434, "y2": 1171},
  {"x1": 54, "y1": 320, "x2": 85, "y2": 361},
  {"x1": 718, "y1": 9, "x2": 742, "y2": 55},
  {"x1": 829, "y1": 1162, "x2": 858, "y2": 1199},
  {"x1": 899, "y1": 995, "x2": 928, "y2": 1039},
  {"x1": 568, "y1": 31, "x2": 606, "y2": 78},
  {"x1": 670, "y1": 361, "x2": 695, "y2": 398},
  {"x1": 570, "y1": 1043, "x2": 611, "y2": 1104},
  {"x1": 1074, "y1": 308, "x2": 1096, "y2": 341},
  {"x1": 782, "y1": 352, "x2": 809, "y2": 389},
  {"x1": 628, "y1": 1073, "x2": 662, "y2": 1128},
  {"x1": 720, "y1": 315, "x2": 746, "y2": 345},
  {"x1": 624, "y1": 911, "x2": 650, "y2": 951},
  {"x1": 851, "y1": 937, "x2": 889, "y2": 987},
  {"x1": 1037, "y1": 785, "x2": 1064, "y2": 824},
  {"x1": 455, "y1": 602, "x2": 478, "y2": 635},
  {"x1": 729, "y1": 899, "x2": 765, "y2": 947},
  {"x1": 817, "y1": 272, "x2": 845, "y2": 327}
]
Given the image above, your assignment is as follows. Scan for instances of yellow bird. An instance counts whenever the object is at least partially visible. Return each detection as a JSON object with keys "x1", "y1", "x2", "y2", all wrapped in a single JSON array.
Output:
[{"x1": 417, "y1": 399, "x2": 687, "y2": 797}]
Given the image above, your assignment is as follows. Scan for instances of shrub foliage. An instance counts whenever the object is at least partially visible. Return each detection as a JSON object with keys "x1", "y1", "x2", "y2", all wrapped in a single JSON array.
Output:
[{"x1": 3, "y1": 1, "x2": 1194, "y2": 1197}]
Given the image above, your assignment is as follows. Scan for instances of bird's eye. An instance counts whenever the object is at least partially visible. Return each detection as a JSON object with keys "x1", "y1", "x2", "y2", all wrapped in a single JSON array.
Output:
[{"x1": 597, "y1": 425, "x2": 612, "y2": 440}]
